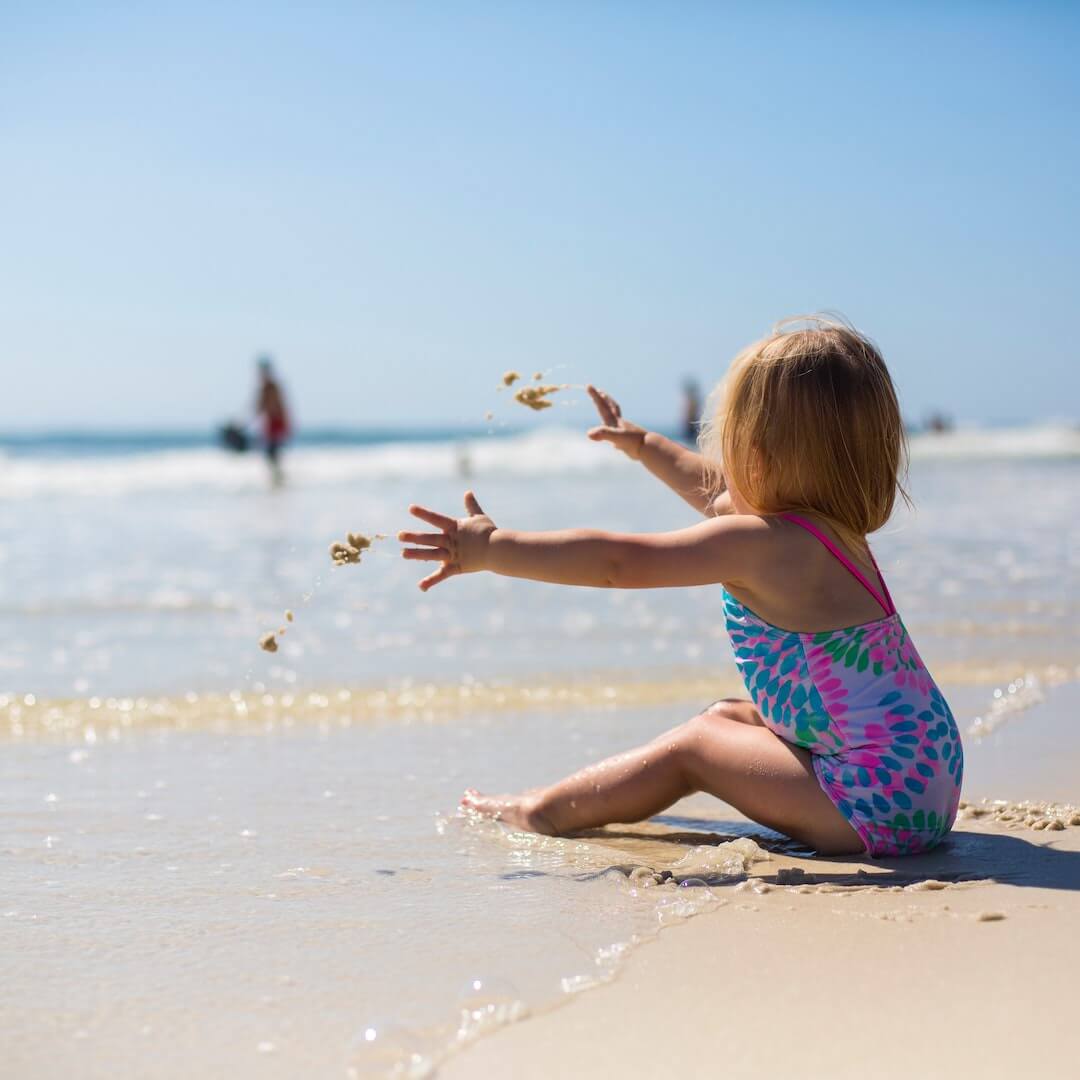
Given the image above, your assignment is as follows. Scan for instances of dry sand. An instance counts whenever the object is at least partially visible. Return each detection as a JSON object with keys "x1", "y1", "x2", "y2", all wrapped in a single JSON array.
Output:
[{"x1": 443, "y1": 799, "x2": 1080, "y2": 1080}]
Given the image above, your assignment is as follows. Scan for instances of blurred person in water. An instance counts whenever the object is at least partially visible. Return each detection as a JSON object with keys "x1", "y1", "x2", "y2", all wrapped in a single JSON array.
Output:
[
  {"x1": 681, "y1": 377, "x2": 702, "y2": 443},
  {"x1": 400, "y1": 316, "x2": 963, "y2": 859},
  {"x1": 255, "y1": 355, "x2": 292, "y2": 486}
]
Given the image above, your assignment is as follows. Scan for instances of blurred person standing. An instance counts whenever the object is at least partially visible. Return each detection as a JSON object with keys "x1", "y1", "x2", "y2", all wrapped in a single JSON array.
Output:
[
  {"x1": 255, "y1": 355, "x2": 292, "y2": 486},
  {"x1": 681, "y1": 377, "x2": 702, "y2": 443}
]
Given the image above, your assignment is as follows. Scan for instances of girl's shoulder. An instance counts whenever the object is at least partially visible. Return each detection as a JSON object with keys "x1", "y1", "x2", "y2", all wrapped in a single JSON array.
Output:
[
  {"x1": 706, "y1": 511, "x2": 808, "y2": 581},
  {"x1": 716, "y1": 513, "x2": 890, "y2": 632}
]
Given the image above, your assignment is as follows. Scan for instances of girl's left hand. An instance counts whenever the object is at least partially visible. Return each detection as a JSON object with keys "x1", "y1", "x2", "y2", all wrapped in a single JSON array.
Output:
[
  {"x1": 586, "y1": 386, "x2": 646, "y2": 459},
  {"x1": 398, "y1": 491, "x2": 497, "y2": 591}
]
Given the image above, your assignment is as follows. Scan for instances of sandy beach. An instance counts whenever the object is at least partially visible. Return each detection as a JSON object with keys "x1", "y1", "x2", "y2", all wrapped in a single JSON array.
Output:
[{"x1": 445, "y1": 803, "x2": 1080, "y2": 1080}]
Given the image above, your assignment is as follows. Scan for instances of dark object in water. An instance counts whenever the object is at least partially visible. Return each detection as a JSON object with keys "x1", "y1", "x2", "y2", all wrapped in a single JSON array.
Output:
[{"x1": 220, "y1": 423, "x2": 250, "y2": 453}]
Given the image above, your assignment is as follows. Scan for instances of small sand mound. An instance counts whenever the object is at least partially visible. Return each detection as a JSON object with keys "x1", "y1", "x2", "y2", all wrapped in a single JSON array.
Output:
[
  {"x1": 670, "y1": 837, "x2": 771, "y2": 880},
  {"x1": 957, "y1": 797, "x2": 1080, "y2": 831}
]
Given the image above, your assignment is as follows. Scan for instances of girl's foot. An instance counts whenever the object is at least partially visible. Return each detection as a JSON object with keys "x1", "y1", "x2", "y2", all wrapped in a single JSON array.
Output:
[{"x1": 460, "y1": 788, "x2": 558, "y2": 835}]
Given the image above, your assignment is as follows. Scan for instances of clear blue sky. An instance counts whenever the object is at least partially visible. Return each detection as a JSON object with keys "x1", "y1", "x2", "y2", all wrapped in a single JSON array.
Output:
[{"x1": 2, "y1": 2, "x2": 1077, "y2": 429}]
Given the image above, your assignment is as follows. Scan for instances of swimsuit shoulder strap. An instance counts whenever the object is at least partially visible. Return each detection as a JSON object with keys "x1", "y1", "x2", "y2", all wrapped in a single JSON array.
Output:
[{"x1": 780, "y1": 513, "x2": 895, "y2": 617}]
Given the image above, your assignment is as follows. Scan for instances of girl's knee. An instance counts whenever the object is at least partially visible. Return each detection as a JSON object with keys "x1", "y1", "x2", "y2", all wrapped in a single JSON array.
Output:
[
  {"x1": 699, "y1": 698, "x2": 763, "y2": 727},
  {"x1": 641, "y1": 722, "x2": 703, "y2": 785},
  {"x1": 657, "y1": 706, "x2": 755, "y2": 786},
  {"x1": 673, "y1": 711, "x2": 736, "y2": 762},
  {"x1": 686, "y1": 702, "x2": 741, "y2": 737}
]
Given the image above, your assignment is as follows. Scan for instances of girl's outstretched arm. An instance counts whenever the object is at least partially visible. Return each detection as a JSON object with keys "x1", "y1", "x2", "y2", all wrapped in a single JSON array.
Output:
[
  {"x1": 586, "y1": 386, "x2": 731, "y2": 516},
  {"x1": 399, "y1": 492, "x2": 765, "y2": 592}
]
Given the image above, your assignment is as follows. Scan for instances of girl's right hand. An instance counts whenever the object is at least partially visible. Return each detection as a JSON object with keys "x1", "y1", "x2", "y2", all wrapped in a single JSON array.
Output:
[
  {"x1": 586, "y1": 386, "x2": 647, "y2": 460},
  {"x1": 399, "y1": 491, "x2": 496, "y2": 591}
]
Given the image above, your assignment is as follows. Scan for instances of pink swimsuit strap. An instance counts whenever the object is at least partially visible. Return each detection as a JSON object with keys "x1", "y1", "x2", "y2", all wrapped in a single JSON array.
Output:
[{"x1": 780, "y1": 513, "x2": 895, "y2": 617}]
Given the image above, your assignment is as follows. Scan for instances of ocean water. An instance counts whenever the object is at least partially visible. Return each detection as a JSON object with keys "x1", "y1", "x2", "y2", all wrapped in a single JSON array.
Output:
[{"x1": 2, "y1": 424, "x2": 1079, "y2": 1077}]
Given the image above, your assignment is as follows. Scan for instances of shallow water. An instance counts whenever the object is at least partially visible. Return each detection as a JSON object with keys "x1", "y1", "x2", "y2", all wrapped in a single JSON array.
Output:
[
  {"x1": 2, "y1": 705, "x2": 784, "y2": 1078},
  {"x1": 2, "y1": 427, "x2": 1078, "y2": 1076}
]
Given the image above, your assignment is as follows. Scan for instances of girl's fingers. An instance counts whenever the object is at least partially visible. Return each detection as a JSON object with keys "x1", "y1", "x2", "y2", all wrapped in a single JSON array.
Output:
[
  {"x1": 409, "y1": 504, "x2": 456, "y2": 530},
  {"x1": 592, "y1": 384, "x2": 621, "y2": 416},
  {"x1": 402, "y1": 547, "x2": 449, "y2": 561},
  {"x1": 463, "y1": 490, "x2": 485, "y2": 516},
  {"x1": 419, "y1": 564, "x2": 456, "y2": 591},
  {"x1": 587, "y1": 425, "x2": 619, "y2": 441},
  {"x1": 397, "y1": 531, "x2": 447, "y2": 547},
  {"x1": 587, "y1": 385, "x2": 616, "y2": 426}
]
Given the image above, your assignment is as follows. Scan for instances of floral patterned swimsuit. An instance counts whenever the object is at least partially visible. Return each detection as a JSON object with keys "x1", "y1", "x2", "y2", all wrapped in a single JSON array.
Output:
[{"x1": 723, "y1": 514, "x2": 963, "y2": 856}]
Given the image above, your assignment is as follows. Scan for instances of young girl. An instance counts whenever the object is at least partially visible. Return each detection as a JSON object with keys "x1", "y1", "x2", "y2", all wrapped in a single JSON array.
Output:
[{"x1": 399, "y1": 319, "x2": 963, "y2": 857}]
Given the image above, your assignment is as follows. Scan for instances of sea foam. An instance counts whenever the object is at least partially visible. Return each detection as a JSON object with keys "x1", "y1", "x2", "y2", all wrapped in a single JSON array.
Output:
[{"x1": 1, "y1": 424, "x2": 1077, "y2": 498}]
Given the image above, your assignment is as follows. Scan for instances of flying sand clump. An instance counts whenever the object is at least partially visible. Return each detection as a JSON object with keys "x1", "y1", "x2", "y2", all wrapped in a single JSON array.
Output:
[
  {"x1": 259, "y1": 529, "x2": 381, "y2": 654},
  {"x1": 513, "y1": 384, "x2": 566, "y2": 411},
  {"x1": 501, "y1": 371, "x2": 522, "y2": 387},
  {"x1": 259, "y1": 609, "x2": 296, "y2": 652},
  {"x1": 330, "y1": 532, "x2": 379, "y2": 566}
]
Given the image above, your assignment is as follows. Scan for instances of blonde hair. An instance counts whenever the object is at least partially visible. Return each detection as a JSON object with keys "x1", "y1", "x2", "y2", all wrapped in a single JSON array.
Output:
[{"x1": 699, "y1": 315, "x2": 909, "y2": 548}]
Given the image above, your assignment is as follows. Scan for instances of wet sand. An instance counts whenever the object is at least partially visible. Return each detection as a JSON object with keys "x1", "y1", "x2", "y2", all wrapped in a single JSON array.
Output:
[
  {"x1": 444, "y1": 803, "x2": 1080, "y2": 1080},
  {"x1": 5, "y1": 683, "x2": 1079, "y2": 1078}
]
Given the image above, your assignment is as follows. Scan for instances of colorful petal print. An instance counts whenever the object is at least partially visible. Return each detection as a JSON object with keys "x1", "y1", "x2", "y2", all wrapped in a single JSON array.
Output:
[{"x1": 723, "y1": 590, "x2": 963, "y2": 857}]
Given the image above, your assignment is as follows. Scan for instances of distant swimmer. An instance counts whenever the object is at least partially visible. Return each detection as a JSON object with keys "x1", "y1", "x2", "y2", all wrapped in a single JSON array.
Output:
[
  {"x1": 681, "y1": 377, "x2": 702, "y2": 443},
  {"x1": 924, "y1": 411, "x2": 954, "y2": 435},
  {"x1": 255, "y1": 356, "x2": 292, "y2": 486}
]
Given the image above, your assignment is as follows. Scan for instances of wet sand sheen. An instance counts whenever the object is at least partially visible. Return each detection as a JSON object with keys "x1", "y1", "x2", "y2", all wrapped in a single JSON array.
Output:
[{"x1": 3, "y1": 658, "x2": 1077, "y2": 742}]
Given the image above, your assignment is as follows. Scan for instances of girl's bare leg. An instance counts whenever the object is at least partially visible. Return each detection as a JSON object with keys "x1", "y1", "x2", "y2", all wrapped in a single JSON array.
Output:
[{"x1": 461, "y1": 699, "x2": 863, "y2": 856}]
